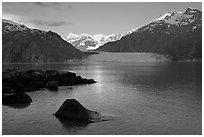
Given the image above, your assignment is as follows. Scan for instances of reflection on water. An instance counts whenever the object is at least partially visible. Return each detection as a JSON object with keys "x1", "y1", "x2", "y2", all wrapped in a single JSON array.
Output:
[
  {"x1": 2, "y1": 53, "x2": 202, "y2": 135},
  {"x1": 4, "y1": 103, "x2": 31, "y2": 109},
  {"x1": 91, "y1": 65, "x2": 104, "y2": 95},
  {"x1": 56, "y1": 118, "x2": 89, "y2": 132}
]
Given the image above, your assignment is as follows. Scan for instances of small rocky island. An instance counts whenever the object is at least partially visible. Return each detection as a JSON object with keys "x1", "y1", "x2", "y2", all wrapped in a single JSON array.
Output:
[
  {"x1": 2, "y1": 69, "x2": 96, "y2": 105},
  {"x1": 54, "y1": 99, "x2": 102, "y2": 122}
]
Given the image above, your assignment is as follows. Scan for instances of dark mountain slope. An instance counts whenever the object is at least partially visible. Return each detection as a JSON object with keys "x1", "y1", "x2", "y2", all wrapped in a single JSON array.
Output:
[
  {"x1": 97, "y1": 8, "x2": 202, "y2": 61},
  {"x1": 2, "y1": 19, "x2": 91, "y2": 63}
]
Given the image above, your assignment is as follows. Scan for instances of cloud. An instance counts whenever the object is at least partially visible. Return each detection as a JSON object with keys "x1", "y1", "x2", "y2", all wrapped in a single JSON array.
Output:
[
  {"x1": 2, "y1": 13, "x2": 72, "y2": 28},
  {"x1": 33, "y1": 2, "x2": 72, "y2": 10},
  {"x1": 2, "y1": 2, "x2": 73, "y2": 28},
  {"x1": 30, "y1": 19, "x2": 73, "y2": 27}
]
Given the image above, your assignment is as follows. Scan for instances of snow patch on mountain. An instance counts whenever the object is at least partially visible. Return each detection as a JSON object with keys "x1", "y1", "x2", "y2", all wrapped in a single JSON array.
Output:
[
  {"x1": 92, "y1": 34, "x2": 105, "y2": 42},
  {"x1": 67, "y1": 33, "x2": 79, "y2": 41},
  {"x1": 151, "y1": 8, "x2": 201, "y2": 26},
  {"x1": 154, "y1": 12, "x2": 172, "y2": 21}
]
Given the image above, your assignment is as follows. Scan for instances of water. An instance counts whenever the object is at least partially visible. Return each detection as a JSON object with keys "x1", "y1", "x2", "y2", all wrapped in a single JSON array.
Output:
[{"x1": 2, "y1": 53, "x2": 202, "y2": 135}]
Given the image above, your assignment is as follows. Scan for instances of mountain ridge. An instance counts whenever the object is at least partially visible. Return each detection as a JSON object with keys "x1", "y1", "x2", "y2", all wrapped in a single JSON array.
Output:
[
  {"x1": 2, "y1": 19, "x2": 93, "y2": 63},
  {"x1": 67, "y1": 30, "x2": 134, "y2": 51},
  {"x1": 96, "y1": 8, "x2": 202, "y2": 61}
]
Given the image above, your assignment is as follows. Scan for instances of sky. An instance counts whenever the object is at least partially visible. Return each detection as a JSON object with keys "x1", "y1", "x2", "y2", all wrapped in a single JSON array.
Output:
[{"x1": 2, "y1": 2, "x2": 202, "y2": 39}]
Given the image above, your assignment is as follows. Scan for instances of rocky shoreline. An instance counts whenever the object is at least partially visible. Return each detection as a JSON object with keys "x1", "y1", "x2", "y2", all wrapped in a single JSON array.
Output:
[{"x1": 2, "y1": 69, "x2": 96, "y2": 105}]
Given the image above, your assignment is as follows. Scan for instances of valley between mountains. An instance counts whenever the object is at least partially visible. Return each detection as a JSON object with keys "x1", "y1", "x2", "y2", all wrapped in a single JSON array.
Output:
[{"x1": 2, "y1": 7, "x2": 202, "y2": 63}]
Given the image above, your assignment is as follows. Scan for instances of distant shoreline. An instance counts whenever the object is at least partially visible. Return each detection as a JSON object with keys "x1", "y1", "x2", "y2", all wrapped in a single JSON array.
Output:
[{"x1": 2, "y1": 52, "x2": 202, "y2": 64}]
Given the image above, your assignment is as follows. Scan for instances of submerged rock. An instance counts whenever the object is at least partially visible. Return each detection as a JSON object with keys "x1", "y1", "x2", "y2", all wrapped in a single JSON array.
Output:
[
  {"x1": 54, "y1": 99, "x2": 101, "y2": 122},
  {"x1": 3, "y1": 92, "x2": 32, "y2": 105}
]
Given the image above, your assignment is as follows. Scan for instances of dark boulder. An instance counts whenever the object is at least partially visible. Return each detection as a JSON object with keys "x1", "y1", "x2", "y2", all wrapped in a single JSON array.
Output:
[
  {"x1": 83, "y1": 78, "x2": 97, "y2": 84},
  {"x1": 3, "y1": 69, "x2": 47, "y2": 93},
  {"x1": 46, "y1": 70, "x2": 59, "y2": 78},
  {"x1": 46, "y1": 81, "x2": 59, "y2": 91},
  {"x1": 3, "y1": 92, "x2": 32, "y2": 105},
  {"x1": 25, "y1": 69, "x2": 46, "y2": 82},
  {"x1": 74, "y1": 76, "x2": 83, "y2": 84},
  {"x1": 2, "y1": 84, "x2": 13, "y2": 94},
  {"x1": 46, "y1": 70, "x2": 76, "y2": 86},
  {"x1": 54, "y1": 99, "x2": 101, "y2": 122},
  {"x1": 57, "y1": 77, "x2": 73, "y2": 86},
  {"x1": 59, "y1": 71, "x2": 76, "y2": 78}
]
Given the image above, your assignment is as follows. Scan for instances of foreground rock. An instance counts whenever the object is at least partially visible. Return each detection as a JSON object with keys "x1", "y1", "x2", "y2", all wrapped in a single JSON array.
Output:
[
  {"x1": 46, "y1": 81, "x2": 59, "y2": 91},
  {"x1": 3, "y1": 92, "x2": 32, "y2": 105},
  {"x1": 54, "y1": 99, "x2": 101, "y2": 122},
  {"x1": 3, "y1": 69, "x2": 96, "y2": 94}
]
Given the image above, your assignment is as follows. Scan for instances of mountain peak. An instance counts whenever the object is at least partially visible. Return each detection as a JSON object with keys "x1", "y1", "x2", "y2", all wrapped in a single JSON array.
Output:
[
  {"x1": 184, "y1": 7, "x2": 201, "y2": 15},
  {"x1": 92, "y1": 34, "x2": 106, "y2": 42},
  {"x1": 154, "y1": 12, "x2": 173, "y2": 21},
  {"x1": 80, "y1": 33, "x2": 90, "y2": 37},
  {"x1": 186, "y1": 7, "x2": 200, "y2": 11},
  {"x1": 3, "y1": 19, "x2": 30, "y2": 33},
  {"x1": 67, "y1": 33, "x2": 126, "y2": 51},
  {"x1": 2, "y1": 19, "x2": 86, "y2": 63},
  {"x1": 97, "y1": 7, "x2": 202, "y2": 61},
  {"x1": 69, "y1": 32, "x2": 78, "y2": 36},
  {"x1": 153, "y1": 11, "x2": 184, "y2": 22},
  {"x1": 150, "y1": 7, "x2": 201, "y2": 26},
  {"x1": 67, "y1": 33, "x2": 80, "y2": 41}
]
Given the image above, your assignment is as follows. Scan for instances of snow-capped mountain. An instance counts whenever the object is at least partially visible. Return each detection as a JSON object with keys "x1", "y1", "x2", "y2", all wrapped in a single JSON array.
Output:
[
  {"x1": 97, "y1": 8, "x2": 202, "y2": 61},
  {"x1": 67, "y1": 31, "x2": 132, "y2": 51},
  {"x1": 150, "y1": 7, "x2": 201, "y2": 26}
]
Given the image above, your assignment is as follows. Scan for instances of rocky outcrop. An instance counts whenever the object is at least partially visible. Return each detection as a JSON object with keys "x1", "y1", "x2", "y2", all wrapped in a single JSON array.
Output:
[
  {"x1": 3, "y1": 92, "x2": 32, "y2": 105},
  {"x1": 2, "y1": 69, "x2": 96, "y2": 94},
  {"x1": 2, "y1": 19, "x2": 94, "y2": 63},
  {"x1": 3, "y1": 69, "x2": 47, "y2": 93},
  {"x1": 46, "y1": 81, "x2": 59, "y2": 91},
  {"x1": 54, "y1": 99, "x2": 101, "y2": 122}
]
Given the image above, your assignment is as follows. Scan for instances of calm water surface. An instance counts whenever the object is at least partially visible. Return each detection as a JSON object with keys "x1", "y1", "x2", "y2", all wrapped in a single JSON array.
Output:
[{"x1": 2, "y1": 53, "x2": 202, "y2": 135}]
